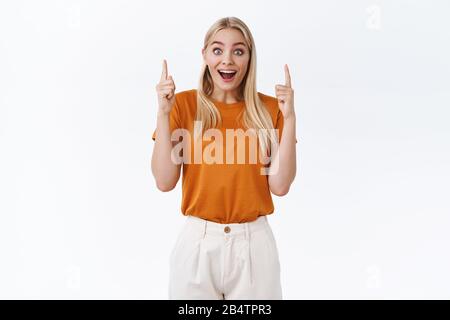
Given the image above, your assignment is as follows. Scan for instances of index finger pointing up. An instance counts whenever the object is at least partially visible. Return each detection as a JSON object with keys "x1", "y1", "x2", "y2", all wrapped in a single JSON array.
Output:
[
  {"x1": 160, "y1": 59, "x2": 168, "y2": 82},
  {"x1": 284, "y1": 64, "x2": 291, "y2": 88}
]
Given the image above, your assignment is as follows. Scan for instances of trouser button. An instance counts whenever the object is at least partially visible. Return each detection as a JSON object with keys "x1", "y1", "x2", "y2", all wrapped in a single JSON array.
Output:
[{"x1": 224, "y1": 226, "x2": 231, "y2": 233}]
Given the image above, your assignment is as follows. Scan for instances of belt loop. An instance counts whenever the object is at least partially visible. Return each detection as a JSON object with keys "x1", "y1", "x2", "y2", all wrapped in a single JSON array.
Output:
[
  {"x1": 203, "y1": 219, "x2": 207, "y2": 239},
  {"x1": 244, "y1": 222, "x2": 249, "y2": 240}
]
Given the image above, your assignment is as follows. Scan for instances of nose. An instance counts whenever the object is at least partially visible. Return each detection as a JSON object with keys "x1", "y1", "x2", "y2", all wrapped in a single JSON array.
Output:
[
  {"x1": 221, "y1": 52, "x2": 234, "y2": 66},
  {"x1": 221, "y1": 60, "x2": 234, "y2": 67}
]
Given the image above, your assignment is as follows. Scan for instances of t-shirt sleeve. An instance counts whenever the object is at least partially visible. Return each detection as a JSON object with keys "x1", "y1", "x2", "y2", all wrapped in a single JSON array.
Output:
[
  {"x1": 274, "y1": 109, "x2": 298, "y2": 143},
  {"x1": 152, "y1": 98, "x2": 181, "y2": 141}
]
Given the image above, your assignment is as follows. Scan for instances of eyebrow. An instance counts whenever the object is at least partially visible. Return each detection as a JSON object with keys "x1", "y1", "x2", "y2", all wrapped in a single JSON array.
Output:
[{"x1": 211, "y1": 41, "x2": 247, "y2": 47}]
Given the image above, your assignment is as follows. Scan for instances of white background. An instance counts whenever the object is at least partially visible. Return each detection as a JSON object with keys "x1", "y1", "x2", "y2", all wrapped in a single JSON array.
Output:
[{"x1": 1, "y1": 0, "x2": 449, "y2": 299}]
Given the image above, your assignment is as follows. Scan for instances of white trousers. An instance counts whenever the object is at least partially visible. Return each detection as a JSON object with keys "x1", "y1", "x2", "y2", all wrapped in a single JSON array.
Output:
[{"x1": 169, "y1": 214, "x2": 282, "y2": 300}]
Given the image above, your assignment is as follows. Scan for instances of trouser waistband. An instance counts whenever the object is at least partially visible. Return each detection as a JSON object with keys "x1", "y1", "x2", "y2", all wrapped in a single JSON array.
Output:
[{"x1": 186, "y1": 215, "x2": 269, "y2": 239}]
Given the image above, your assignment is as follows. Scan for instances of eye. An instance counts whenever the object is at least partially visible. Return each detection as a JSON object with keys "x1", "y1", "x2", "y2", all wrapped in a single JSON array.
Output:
[{"x1": 212, "y1": 47, "x2": 245, "y2": 56}]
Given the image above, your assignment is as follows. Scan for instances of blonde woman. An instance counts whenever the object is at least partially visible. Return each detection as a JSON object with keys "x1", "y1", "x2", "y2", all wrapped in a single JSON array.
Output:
[{"x1": 151, "y1": 16, "x2": 297, "y2": 300}]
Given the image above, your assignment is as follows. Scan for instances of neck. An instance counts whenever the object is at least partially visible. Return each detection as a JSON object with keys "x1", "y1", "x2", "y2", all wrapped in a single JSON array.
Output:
[{"x1": 211, "y1": 89, "x2": 243, "y2": 104}]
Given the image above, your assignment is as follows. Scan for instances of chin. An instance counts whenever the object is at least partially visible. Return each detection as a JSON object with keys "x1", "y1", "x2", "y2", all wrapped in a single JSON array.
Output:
[{"x1": 215, "y1": 80, "x2": 242, "y2": 90}]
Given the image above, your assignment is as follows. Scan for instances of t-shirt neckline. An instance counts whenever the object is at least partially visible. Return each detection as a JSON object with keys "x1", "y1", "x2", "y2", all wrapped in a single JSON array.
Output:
[
  {"x1": 213, "y1": 101, "x2": 245, "y2": 109},
  {"x1": 206, "y1": 94, "x2": 245, "y2": 108}
]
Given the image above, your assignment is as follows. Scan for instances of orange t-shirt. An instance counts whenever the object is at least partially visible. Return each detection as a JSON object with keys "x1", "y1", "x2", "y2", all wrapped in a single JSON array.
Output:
[{"x1": 152, "y1": 89, "x2": 296, "y2": 224}]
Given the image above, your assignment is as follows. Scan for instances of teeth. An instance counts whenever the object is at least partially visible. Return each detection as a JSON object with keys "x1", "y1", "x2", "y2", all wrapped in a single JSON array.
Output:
[{"x1": 219, "y1": 70, "x2": 237, "y2": 73}]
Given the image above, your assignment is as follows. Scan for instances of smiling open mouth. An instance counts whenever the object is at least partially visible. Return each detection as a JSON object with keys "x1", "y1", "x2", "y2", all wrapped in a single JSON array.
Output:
[{"x1": 218, "y1": 70, "x2": 237, "y2": 80}]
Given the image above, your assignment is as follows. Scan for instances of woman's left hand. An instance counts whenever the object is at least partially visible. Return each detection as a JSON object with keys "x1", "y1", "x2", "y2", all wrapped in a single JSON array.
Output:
[{"x1": 275, "y1": 64, "x2": 295, "y2": 119}]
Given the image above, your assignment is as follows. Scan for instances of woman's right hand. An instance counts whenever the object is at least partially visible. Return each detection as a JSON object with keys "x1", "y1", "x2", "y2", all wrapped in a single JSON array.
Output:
[{"x1": 156, "y1": 59, "x2": 176, "y2": 115}]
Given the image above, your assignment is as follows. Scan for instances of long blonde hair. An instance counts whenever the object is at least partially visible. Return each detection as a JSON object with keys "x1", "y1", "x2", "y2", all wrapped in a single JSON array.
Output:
[{"x1": 196, "y1": 17, "x2": 278, "y2": 157}]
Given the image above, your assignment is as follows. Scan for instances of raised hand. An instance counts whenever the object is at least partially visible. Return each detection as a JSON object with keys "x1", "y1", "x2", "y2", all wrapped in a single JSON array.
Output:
[
  {"x1": 275, "y1": 64, "x2": 295, "y2": 119},
  {"x1": 155, "y1": 59, "x2": 176, "y2": 115}
]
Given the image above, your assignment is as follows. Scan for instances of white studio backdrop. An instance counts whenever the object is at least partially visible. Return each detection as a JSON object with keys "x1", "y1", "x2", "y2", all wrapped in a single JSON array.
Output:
[{"x1": 0, "y1": 0, "x2": 449, "y2": 299}]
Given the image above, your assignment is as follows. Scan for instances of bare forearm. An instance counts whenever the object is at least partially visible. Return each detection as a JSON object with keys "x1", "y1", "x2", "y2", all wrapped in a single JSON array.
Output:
[
  {"x1": 268, "y1": 116, "x2": 297, "y2": 195},
  {"x1": 151, "y1": 112, "x2": 180, "y2": 191}
]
